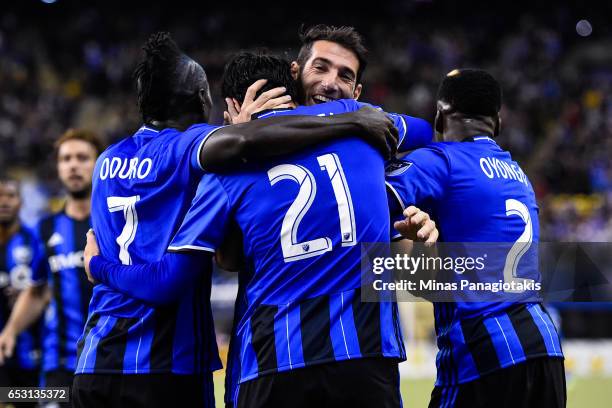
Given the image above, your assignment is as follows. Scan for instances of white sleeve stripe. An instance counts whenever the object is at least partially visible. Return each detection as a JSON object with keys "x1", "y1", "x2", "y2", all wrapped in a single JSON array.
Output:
[
  {"x1": 168, "y1": 244, "x2": 216, "y2": 253},
  {"x1": 398, "y1": 115, "x2": 407, "y2": 146},
  {"x1": 196, "y1": 126, "x2": 228, "y2": 171},
  {"x1": 385, "y1": 181, "x2": 406, "y2": 210}
]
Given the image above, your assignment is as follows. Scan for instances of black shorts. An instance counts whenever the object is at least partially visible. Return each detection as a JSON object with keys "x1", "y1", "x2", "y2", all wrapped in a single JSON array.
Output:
[
  {"x1": 236, "y1": 357, "x2": 401, "y2": 408},
  {"x1": 72, "y1": 372, "x2": 215, "y2": 408},
  {"x1": 39, "y1": 369, "x2": 74, "y2": 407},
  {"x1": 429, "y1": 357, "x2": 566, "y2": 408}
]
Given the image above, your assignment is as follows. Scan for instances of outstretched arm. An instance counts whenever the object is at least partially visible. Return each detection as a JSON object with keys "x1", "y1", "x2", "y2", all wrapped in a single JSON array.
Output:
[
  {"x1": 200, "y1": 105, "x2": 399, "y2": 172},
  {"x1": 84, "y1": 230, "x2": 211, "y2": 305}
]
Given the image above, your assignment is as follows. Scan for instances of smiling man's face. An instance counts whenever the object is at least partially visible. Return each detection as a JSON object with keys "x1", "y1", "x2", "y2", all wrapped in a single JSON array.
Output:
[{"x1": 293, "y1": 40, "x2": 363, "y2": 106}]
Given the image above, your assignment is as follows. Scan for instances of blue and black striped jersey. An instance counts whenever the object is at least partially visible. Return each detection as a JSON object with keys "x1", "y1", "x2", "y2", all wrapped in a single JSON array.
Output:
[
  {"x1": 169, "y1": 101, "x2": 411, "y2": 385},
  {"x1": 32, "y1": 211, "x2": 92, "y2": 373},
  {"x1": 77, "y1": 124, "x2": 224, "y2": 375},
  {"x1": 386, "y1": 136, "x2": 564, "y2": 385}
]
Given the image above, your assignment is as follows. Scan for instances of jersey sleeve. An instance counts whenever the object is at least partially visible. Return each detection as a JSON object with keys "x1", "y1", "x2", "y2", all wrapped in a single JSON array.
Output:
[
  {"x1": 168, "y1": 174, "x2": 233, "y2": 252},
  {"x1": 385, "y1": 145, "x2": 450, "y2": 237},
  {"x1": 188, "y1": 124, "x2": 227, "y2": 172},
  {"x1": 390, "y1": 114, "x2": 433, "y2": 152},
  {"x1": 353, "y1": 101, "x2": 433, "y2": 152}
]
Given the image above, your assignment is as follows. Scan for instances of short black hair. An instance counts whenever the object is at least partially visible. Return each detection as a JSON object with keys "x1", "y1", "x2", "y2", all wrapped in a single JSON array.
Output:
[
  {"x1": 221, "y1": 51, "x2": 297, "y2": 103},
  {"x1": 133, "y1": 32, "x2": 206, "y2": 123},
  {"x1": 296, "y1": 24, "x2": 368, "y2": 83},
  {"x1": 437, "y1": 69, "x2": 502, "y2": 117}
]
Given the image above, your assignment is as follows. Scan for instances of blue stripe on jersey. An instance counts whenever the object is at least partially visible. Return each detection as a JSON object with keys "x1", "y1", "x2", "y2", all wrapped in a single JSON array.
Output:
[
  {"x1": 482, "y1": 315, "x2": 523, "y2": 367},
  {"x1": 76, "y1": 315, "x2": 117, "y2": 373},
  {"x1": 123, "y1": 316, "x2": 154, "y2": 373},
  {"x1": 447, "y1": 316, "x2": 478, "y2": 382},
  {"x1": 329, "y1": 292, "x2": 361, "y2": 359},
  {"x1": 527, "y1": 304, "x2": 562, "y2": 356},
  {"x1": 380, "y1": 301, "x2": 402, "y2": 357},
  {"x1": 287, "y1": 302, "x2": 305, "y2": 368}
]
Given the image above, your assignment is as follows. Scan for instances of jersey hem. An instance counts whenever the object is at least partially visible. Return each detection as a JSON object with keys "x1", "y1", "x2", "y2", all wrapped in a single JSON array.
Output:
[
  {"x1": 238, "y1": 352, "x2": 406, "y2": 384},
  {"x1": 434, "y1": 353, "x2": 565, "y2": 386}
]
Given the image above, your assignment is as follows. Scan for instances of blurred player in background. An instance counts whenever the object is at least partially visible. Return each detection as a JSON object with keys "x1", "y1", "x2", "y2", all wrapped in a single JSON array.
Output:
[
  {"x1": 386, "y1": 69, "x2": 566, "y2": 407},
  {"x1": 73, "y1": 31, "x2": 399, "y2": 408},
  {"x1": 0, "y1": 130, "x2": 101, "y2": 405},
  {"x1": 0, "y1": 177, "x2": 44, "y2": 407}
]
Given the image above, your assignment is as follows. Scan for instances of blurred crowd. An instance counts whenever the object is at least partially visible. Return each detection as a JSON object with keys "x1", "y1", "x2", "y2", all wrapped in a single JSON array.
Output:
[{"x1": 1, "y1": 2, "x2": 611, "y2": 240}]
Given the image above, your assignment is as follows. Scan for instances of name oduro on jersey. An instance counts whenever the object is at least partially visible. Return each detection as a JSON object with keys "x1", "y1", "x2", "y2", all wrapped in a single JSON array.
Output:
[{"x1": 99, "y1": 157, "x2": 153, "y2": 180}]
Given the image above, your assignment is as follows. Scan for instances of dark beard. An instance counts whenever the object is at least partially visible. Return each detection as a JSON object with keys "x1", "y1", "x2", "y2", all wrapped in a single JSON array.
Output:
[{"x1": 69, "y1": 185, "x2": 91, "y2": 200}]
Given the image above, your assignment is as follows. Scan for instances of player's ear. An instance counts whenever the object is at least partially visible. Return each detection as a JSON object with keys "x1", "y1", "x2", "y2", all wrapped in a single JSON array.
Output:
[
  {"x1": 434, "y1": 108, "x2": 444, "y2": 136},
  {"x1": 290, "y1": 61, "x2": 300, "y2": 80},
  {"x1": 353, "y1": 83, "x2": 362, "y2": 100}
]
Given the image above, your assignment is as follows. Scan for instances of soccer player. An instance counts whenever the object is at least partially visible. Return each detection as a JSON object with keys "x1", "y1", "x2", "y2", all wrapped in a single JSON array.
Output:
[
  {"x1": 85, "y1": 51, "x2": 438, "y2": 408},
  {"x1": 386, "y1": 69, "x2": 566, "y2": 407},
  {"x1": 71, "y1": 31, "x2": 401, "y2": 408},
  {"x1": 0, "y1": 177, "x2": 44, "y2": 407},
  {"x1": 0, "y1": 130, "x2": 101, "y2": 402}
]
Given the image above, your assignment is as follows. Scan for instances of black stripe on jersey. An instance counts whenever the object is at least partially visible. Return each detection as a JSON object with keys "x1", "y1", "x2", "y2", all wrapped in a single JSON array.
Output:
[
  {"x1": 40, "y1": 216, "x2": 67, "y2": 366},
  {"x1": 150, "y1": 305, "x2": 178, "y2": 371},
  {"x1": 460, "y1": 314, "x2": 500, "y2": 376},
  {"x1": 77, "y1": 313, "x2": 100, "y2": 361},
  {"x1": 52, "y1": 255, "x2": 67, "y2": 366},
  {"x1": 73, "y1": 218, "x2": 93, "y2": 320},
  {"x1": 507, "y1": 304, "x2": 548, "y2": 356},
  {"x1": 94, "y1": 317, "x2": 139, "y2": 371},
  {"x1": 250, "y1": 304, "x2": 278, "y2": 373},
  {"x1": 352, "y1": 287, "x2": 382, "y2": 355},
  {"x1": 300, "y1": 295, "x2": 334, "y2": 365}
]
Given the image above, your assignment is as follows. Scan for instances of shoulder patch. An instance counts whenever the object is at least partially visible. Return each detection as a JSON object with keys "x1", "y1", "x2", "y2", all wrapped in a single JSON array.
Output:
[{"x1": 385, "y1": 160, "x2": 412, "y2": 176}]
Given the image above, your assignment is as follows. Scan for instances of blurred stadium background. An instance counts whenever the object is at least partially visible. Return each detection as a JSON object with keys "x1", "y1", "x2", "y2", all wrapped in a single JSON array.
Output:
[{"x1": 1, "y1": 1, "x2": 611, "y2": 406}]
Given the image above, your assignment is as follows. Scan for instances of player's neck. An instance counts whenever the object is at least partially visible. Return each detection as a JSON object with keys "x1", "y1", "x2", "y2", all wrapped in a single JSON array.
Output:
[
  {"x1": 65, "y1": 196, "x2": 90, "y2": 221},
  {"x1": 0, "y1": 219, "x2": 20, "y2": 244},
  {"x1": 444, "y1": 123, "x2": 494, "y2": 142},
  {"x1": 150, "y1": 112, "x2": 204, "y2": 132}
]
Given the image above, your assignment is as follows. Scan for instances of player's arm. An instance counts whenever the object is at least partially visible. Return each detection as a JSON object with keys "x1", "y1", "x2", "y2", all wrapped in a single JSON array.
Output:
[
  {"x1": 85, "y1": 174, "x2": 232, "y2": 304},
  {"x1": 200, "y1": 105, "x2": 399, "y2": 172},
  {"x1": 351, "y1": 101, "x2": 433, "y2": 153},
  {"x1": 87, "y1": 246, "x2": 209, "y2": 305}
]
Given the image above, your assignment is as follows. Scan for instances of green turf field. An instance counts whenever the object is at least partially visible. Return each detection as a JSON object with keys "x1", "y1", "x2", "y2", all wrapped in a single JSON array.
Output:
[{"x1": 213, "y1": 372, "x2": 612, "y2": 407}]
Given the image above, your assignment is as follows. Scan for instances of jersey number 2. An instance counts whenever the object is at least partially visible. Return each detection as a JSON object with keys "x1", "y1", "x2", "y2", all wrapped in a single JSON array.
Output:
[
  {"x1": 268, "y1": 153, "x2": 356, "y2": 263},
  {"x1": 504, "y1": 198, "x2": 535, "y2": 292}
]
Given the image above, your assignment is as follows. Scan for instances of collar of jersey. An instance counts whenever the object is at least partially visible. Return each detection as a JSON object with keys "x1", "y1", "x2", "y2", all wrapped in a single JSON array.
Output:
[
  {"x1": 462, "y1": 135, "x2": 496, "y2": 144},
  {"x1": 254, "y1": 107, "x2": 294, "y2": 120},
  {"x1": 137, "y1": 125, "x2": 161, "y2": 134}
]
